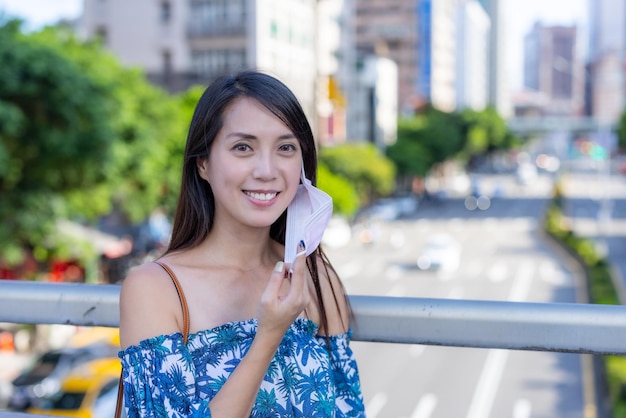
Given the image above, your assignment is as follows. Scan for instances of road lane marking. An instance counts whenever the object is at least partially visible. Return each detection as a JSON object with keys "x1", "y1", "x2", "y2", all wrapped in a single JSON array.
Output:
[
  {"x1": 513, "y1": 399, "x2": 532, "y2": 418},
  {"x1": 509, "y1": 261, "x2": 534, "y2": 302},
  {"x1": 466, "y1": 261, "x2": 534, "y2": 418},
  {"x1": 385, "y1": 265, "x2": 404, "y2": 281},
  {"x1": 365, "y1": 392, "x2": 388, "y2": 418},
  {"x1": 538, "y1": 260, "x2": 568, "y2": 285},
  {"x1": 487, "y1": 262, "x2": 508, "y2": 283},
  {"x1": 465, "y1": 349, "x2": 509, "y2": 418},
  {"x1": 409, "y1": 344, "x2": 426, "y2": 357},
  {"x1": 411, "y1": 393, "x2": 437, "y2": 418}
]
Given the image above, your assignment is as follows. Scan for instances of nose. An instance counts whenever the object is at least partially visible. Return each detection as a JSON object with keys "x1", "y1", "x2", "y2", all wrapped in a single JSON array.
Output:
[{"x1": 252, "y1": 152, "x2": 277, "y2": 181}]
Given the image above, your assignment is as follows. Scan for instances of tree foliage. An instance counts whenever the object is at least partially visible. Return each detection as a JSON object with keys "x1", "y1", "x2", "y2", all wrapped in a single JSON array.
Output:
[
  {"x1": 460, "y1": 106, "x2": 513, "y2": 156},
  {"x1": 387, "y1": 106, "x2": 464, "y2": 178},
  {"x1": 387, "y1": 105, "x2": 518, "y2": 182},
  {"x1": 0, "y1": 21, "x2": 117, "y2": 263},
  {"x1": 319, "y1": 143, "x2": 395, "y2": 205},
  {"x1": 617, "y1": 110, "x2": 626, "y2": 152},
  {"x1": 0, "y1": 21, "x2": 194, "y2": 265},
  {"x1": 317, "y1": 163, "x2": 360, "y2": 217}
]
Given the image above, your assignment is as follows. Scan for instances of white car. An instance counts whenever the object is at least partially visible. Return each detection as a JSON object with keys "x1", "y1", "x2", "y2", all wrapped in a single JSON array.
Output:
[{"x1": 417, "y1": 233, "x2": 461, "y2": 271}]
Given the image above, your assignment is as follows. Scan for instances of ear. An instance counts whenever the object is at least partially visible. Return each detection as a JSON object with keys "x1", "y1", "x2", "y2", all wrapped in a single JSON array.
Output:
[{"x1": 197, "y1": 157, "x2": 210, "y2": 182}]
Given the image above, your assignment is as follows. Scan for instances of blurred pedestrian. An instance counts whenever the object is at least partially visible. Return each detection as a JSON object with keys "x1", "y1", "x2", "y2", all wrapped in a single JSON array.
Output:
[{"x1": 117, "y1": 70, "x2": 364, "y2": 417}]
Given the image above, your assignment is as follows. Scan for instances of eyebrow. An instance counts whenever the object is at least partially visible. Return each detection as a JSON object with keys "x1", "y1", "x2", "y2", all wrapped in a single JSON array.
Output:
[{"x1": 226, "y1": 132, "x2": 297, "y2": 140}]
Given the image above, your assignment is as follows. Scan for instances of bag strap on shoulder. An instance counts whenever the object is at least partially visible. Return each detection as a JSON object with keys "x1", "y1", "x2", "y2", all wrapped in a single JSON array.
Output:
[
  {"x1": 115, "y1": 261, "x2": 191, "y2": 418},
  {"x1": 154, "y1": 260, "x2": 191, "y2": 343}
]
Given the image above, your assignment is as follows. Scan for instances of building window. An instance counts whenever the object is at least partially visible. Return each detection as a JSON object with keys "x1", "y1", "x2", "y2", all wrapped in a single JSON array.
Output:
[
  {"x1": 162, "y1": 50, "x2": 172, "y2": 80},
  {"x1": 189, "y1": 0, "x2": 245, "y2": 35},
  {"x1": 161, "y1": 1, "x2": 171, "y2": 23},
  {"x1": 191, "y1": 49, "x2": 246, "y2": 78}
]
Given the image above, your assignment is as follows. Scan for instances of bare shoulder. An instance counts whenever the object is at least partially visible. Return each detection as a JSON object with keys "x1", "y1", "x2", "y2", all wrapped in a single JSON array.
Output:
[
  {"x1": 311, "y1": 253, "x2": 351, "y2": 335},
  {"x1": 119, "y1": 261, "x2": 184, "y2": 349}
]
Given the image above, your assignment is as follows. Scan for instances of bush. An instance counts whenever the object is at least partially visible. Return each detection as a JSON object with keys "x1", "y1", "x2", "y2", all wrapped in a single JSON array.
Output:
[{"x1": 543, "y1": 185, "x2": 624, "y2": 416}]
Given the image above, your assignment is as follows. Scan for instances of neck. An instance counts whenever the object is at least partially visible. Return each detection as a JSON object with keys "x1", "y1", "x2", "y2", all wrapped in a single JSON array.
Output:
[{"x1": 200, "y1": 224, "x2": 281, "y2": 269}]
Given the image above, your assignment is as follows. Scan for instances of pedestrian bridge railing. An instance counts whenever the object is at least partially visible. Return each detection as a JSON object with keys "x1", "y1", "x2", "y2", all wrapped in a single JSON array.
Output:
[
  {"x1": 0, "y1": 279, "x2": 625, "y2": 418},
  {"x1": 1, "y1": 280, "x2": 626, "y2": 354}
]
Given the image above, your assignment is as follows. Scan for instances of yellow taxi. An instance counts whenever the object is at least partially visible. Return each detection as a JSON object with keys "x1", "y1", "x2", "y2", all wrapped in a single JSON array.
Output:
[{"x1": 28, "y1": 357, "x2": 122, "y2": 418}]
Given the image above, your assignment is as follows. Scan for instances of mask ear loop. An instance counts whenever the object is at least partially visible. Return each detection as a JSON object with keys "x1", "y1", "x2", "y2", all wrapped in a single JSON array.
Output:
[{"x1": 284, "y1": 162, "x2": 308, "y2": 265}]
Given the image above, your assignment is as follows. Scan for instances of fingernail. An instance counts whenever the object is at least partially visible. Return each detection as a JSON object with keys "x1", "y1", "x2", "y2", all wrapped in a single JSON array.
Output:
[
  {"x1": 274, "y1": 261, "x2": 284, "y2": 272},
  {"x1": 298, "y1": 240, "x2": 306, "y2": 252}
]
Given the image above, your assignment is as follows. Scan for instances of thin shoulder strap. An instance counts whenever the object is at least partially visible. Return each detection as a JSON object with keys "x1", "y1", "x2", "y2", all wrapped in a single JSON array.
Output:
[
  {"x1": 154, "y1": 260, "x2": 190, "y2": 343},
  {"x1": 115, "y1": 261, "x2": 192, "y2": 418}
]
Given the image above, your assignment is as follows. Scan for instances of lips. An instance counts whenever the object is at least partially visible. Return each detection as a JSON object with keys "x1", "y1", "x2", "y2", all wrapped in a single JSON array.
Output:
[{"x1": 244, "y1": 191, "x2": 278, "y2": 201}]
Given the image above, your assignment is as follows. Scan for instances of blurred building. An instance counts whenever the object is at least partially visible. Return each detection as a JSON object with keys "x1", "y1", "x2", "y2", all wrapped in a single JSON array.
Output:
[
  {"x1": 478, "y1": 0, "x2": 511, "y2": 117},
  {"x1": 522, "y1": 22, "x2": 584, "y2": 117},
  {"x1": 355, "y1": 0, "x2": 491, "y2": 115},
  {"x1": 317, "y1": 0, "x2": 354, "y2": 145},
  {"x1": 349, "y1": 54, "x2": 398, "y2": 147},
  {"x1": 455, "y1": 0, "x2": 490, "y2": 110},
  {"x1": 79, "y1": 0, "x2": 318, "y2": 130},
  {"x1": 586, "y1": 0, "x2": 626, "y2": 126},
  {"x1": 80, "y1": 0, "x2": 398, "y2": 147},
  {"x1": 354, "y1": 0, "x2": 418, "y2": 114}
]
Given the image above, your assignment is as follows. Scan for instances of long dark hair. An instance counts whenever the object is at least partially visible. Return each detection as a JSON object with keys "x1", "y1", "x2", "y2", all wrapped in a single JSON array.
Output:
[{"x1": 165, "y1": 70, "x2": 348, "y2": 335}]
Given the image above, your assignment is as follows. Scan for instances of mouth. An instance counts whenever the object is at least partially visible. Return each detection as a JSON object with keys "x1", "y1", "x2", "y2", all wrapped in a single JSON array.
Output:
[{"x1": 244, "y1": 191, "x2": 279, "y2": 201}]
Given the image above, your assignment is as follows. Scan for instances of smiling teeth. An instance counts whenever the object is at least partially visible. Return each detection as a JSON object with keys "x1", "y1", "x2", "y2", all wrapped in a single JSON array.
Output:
[{"x1": 246, "y1": 192, "x2": 277, "y2": 201}]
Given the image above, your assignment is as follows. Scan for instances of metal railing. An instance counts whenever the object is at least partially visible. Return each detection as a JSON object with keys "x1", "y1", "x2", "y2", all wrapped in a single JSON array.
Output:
[
  {"x1": 1, "y1": 279, "x2": 625, "y2": 418},
  {"x1": 1, "y1": 280, "x2": 626, "y2": 353}
]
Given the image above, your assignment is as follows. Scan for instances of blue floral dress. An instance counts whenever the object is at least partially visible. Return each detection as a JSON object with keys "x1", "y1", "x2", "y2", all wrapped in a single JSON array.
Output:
[{"x1": 118, "y1": 318, "x2": 365, "y2": 417}]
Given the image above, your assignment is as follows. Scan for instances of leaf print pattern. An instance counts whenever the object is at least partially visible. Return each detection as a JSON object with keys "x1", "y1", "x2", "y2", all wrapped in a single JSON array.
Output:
[{"x1": 119, "y1": 318, "x2": 365, "y2": 417}]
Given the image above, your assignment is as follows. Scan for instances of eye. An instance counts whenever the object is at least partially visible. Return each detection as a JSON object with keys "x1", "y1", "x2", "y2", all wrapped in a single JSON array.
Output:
[
  {"x1": 232, "y1": 143, "x2": 252, "y2": 152},
  {"x1": 278, "y1": 143, "x2": 298, "y2": 153}
]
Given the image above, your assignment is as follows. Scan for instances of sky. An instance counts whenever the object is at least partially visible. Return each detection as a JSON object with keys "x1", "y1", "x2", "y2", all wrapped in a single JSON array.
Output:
[{"x1": 0, "y1": 0, "x2": 588, "y2": 92}]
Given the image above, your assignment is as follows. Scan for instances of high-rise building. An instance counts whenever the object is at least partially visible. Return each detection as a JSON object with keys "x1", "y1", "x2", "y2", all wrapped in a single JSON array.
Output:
[
  {"x1": 479, "y1": 0, "x2": 510, "y2": 117},
  {"x1": 354, "y1": 0, "x2": 419, "y2": 114},
  {"x1": 455, "y1": 0, "x2": 490, "y2": 110},
  {"x1": 355, "y1": 0, "x2": 493, "y2": 114},
  {"x1": 80, "y1": 0, "x2": 318, "y2": 128},
  {"x1": 523, "y1": 23, "x2": 584, "y2": 117},
  {"x1": 417, "y1": 0, "x2": 459, "y2": 112},
  {"x1": 587, "y1": 0, "x2": 626, "y2": 125}
]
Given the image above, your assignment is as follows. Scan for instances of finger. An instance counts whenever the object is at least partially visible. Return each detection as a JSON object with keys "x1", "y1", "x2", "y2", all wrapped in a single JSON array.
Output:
[
  {"x1": 263, "y1": 261, "x2": 286, "y2": 299},
  {"x1": 287, "y1": 241, "x2": 307, "y2": 297}
]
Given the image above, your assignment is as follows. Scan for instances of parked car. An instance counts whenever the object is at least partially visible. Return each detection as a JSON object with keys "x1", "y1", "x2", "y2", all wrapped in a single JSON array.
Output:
[
  {"x1": 9, "y1": 343, "x2": 117, "y2": 411},
  {"x1": 417, "y1": 233, "x2": 462, "y2": 272},
  {"x1": 27, "y1": 357, "x2": 122, "y2": 418}
]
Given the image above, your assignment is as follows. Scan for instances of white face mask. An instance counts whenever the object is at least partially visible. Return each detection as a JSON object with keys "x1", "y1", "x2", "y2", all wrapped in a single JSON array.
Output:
[{"x1": 284, "y1": 164, "x2": 333, "y2": 264}]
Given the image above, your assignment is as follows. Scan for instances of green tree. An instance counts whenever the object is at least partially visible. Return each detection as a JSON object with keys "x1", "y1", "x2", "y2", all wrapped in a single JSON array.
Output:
[
  {"x1": 0, "y1": 21, "x2": 117, "y2": 264},
  {"x1": 317, "y1": 163, "x2": 359, "y2": 217},
  {"x1": 460, "y1": 106, "x2": 512, "y2": 157},
  {"x1": 319, "y1": 143, "x2": 395, "y2": 205},
  {"x1": 387, "y1": 106, "x2": 464, "y2": 179},
  {"x1": 617, "y1": 110, "x2": 626, "y2": 152},
  {"x1": 29, "y1": 25, "x2": 188, "y2": 222},
  {"x1": 0, "y1": 22, "x2": 193, "y2": 267}
]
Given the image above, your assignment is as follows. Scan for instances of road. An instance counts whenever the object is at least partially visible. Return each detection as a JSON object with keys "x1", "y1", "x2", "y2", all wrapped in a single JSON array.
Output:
[
  {"x1": 560, "y1": 157, "x2": 626, "y2": 303},
  {"x1": 324, "y1": 172, "x2": 587, "y2": 418}
]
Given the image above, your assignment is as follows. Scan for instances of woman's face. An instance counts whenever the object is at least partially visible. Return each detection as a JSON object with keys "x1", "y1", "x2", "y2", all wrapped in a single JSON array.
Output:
[{"x1": 198, "y1": 97, "x2": 303, "y2": 230}]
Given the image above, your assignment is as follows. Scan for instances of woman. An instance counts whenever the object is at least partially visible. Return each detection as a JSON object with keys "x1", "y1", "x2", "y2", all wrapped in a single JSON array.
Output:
[{"x1": 118, "y1": 70, "x2": 365, "y2": 417}]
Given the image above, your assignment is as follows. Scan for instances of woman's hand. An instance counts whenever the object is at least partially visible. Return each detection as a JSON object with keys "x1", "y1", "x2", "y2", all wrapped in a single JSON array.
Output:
[{"x1": 257, "y1": 241, "x2": 310, "y2": 338}]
